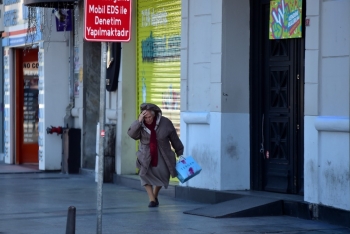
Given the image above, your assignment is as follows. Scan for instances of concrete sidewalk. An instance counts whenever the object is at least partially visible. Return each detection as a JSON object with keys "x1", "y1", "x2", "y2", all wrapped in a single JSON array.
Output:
[
  {"x1": 1, "y1": 173, "x2": 349, "y2": 234},
  {"x1": 0, "y1": 162, "x2": 41, "y2": 174}
]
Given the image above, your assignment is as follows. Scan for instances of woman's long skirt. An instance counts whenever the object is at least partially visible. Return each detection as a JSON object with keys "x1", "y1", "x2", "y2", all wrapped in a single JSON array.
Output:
[{"x1": 140, "y1": 153, "x2": 170, "y2": 189}]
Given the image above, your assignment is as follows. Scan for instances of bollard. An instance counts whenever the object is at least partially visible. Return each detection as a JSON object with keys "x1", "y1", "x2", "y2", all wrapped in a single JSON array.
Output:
[{"x1": 66, "y1": 206, "x2": 76, "y2": 234}]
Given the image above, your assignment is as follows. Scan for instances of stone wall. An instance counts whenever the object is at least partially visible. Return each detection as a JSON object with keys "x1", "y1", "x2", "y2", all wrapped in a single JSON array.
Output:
[{"x1": 82, "y1": 42, "x2": 101, "y2": 169}]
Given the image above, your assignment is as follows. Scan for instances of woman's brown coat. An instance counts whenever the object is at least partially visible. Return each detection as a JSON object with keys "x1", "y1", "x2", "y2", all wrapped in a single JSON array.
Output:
[{"x1": 127, "y1": 104, "x2": 184, "y2": 178}]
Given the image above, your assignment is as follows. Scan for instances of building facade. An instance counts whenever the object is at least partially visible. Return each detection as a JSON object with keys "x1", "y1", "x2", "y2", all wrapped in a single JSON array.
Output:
[
  {"x1": 2, "y1": 0, "x2": 349, "y2": 215},
  {"x1": 115, "y1": 0, "x2": 350, "y2": 212}
]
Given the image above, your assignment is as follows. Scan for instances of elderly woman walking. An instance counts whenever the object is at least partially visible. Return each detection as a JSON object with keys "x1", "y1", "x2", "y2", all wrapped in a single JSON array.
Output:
[{"x1": 127, "y1": 103, "x2": 184, "y2": 207}]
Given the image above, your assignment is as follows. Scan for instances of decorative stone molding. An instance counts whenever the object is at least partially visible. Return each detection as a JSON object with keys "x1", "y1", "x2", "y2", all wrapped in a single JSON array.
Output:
[
  {"x1": 182, "y1": 112, "x2": 210, "y2": 124},
  {"x1": 315, "y1": 116, "x2": 350, "y2": 132}
]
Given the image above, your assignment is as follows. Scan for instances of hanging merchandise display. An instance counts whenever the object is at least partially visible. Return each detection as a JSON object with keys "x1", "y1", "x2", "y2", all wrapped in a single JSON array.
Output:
[{"x1": 137, "y1": 0, "x2": 181, "y2": 134}]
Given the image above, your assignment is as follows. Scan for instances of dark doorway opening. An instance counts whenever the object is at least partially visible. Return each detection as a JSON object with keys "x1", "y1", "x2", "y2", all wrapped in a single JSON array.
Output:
[{"x1": 250, "y1": 0, "x2": 305, "y2": 194}]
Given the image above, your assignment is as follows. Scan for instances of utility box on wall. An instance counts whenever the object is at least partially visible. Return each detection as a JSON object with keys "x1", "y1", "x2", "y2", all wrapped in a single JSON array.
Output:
[{"x1": 62, "y1": 128, "x2": 81, "y2": 174}]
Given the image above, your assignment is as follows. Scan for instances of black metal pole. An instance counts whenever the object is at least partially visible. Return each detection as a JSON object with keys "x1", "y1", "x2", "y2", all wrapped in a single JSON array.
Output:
[
  {"x1": 97, "y1": 42, "x2": 107, "y2": 234},
  {"x1": 66, "y1": 206, "x2": 76, "y2": 234}
]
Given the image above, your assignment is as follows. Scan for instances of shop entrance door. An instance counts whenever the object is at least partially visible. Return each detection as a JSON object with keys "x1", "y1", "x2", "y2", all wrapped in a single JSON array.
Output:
[
  {"x1": 250, "y1": 0, "x2": 305, "y2": 194},
  {"x1": 15, "y1": 49, "x2": 39, "y2": 164}
]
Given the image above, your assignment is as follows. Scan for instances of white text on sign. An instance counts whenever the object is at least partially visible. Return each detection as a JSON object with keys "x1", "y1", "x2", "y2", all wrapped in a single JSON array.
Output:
[
  {"x1": 84, "y1": 0, "x2": 132, "y2": 42},
  {"x1": 89, "y1": 5, "x2": 128, "y2": 14}
]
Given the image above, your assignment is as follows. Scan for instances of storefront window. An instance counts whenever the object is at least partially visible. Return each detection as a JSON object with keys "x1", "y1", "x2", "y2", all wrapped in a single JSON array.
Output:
[{"x1": 23, "y1": 62, "x2": 39, "y2": 143}]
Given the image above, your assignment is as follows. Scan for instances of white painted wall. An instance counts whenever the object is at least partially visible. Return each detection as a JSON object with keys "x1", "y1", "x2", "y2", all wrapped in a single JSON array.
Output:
[
  {"x1": 316, "y1": 122, "x2": 349, "y2": 210},
  {"x1": 116, "y1": 0, "x2": 137, "y2": 175},
  {"x1": 180, "y1": 0, "x2": 250, "y2": 190},
  {"x1": 304, "y1": 0, "x2": 321, "y2": 205},
  {"x1": 220, "y1": 0, "x2": 250, "y2": 190},
  {"x1": 181, "y1": 112, "x2": 219, "y2": 189},
  {"x1": 304, "y1": 0, "x2": 350, "y2": 211},
  {"x1": 39, "y1": 11, "x2": 70, "y2": 170},
  {"x1": 220, "y1": 113, "x2": 250, "y2": 190}
]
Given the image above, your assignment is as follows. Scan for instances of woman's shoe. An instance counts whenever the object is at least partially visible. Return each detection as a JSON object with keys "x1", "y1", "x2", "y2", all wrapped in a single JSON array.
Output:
[
  {"x1": 155, "y1": 198, "x2": 159, "y2": 206},
  {"x1": 148, "y1": 201, "x2": 157, "y2": 207}
]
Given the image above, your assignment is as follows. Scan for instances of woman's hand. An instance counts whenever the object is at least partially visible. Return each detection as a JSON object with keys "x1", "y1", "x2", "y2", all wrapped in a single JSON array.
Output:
[{"x1": 138, "y1": 110, "x2": 146, "y2": 122}]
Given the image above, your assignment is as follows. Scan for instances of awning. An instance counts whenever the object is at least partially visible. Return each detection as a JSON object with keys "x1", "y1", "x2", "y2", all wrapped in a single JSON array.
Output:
[{"x1": 23, "y1": 0, "x2": 77, "y2": 9}]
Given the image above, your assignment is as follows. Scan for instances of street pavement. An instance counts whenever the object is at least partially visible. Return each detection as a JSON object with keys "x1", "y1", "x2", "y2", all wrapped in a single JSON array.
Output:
[{"x1": 0, "y1": 172, "x2": 350, "y2": 234}]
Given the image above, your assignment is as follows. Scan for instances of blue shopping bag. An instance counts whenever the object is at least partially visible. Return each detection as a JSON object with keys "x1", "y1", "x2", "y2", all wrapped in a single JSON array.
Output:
[{"x1": 176, "y1": 156, "x2": 202, "y2": 183}]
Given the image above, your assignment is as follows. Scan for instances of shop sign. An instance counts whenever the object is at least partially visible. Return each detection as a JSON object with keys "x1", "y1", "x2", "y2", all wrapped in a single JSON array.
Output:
[
  {"x1": 4, "y1": 0, "x2": 20, "y2": 5},
  {"x1": 269, "y1": 0, "x2": 302, "y2": 39},
  {"x1": 84, "y1": 0, "x2": 132, "y2": 42},
  {"x1": 9, "y1": 36, "x2": 26, "y2": 46},
  {"x1": 4, "y1": 9, "x2": 17, "y2": 27}
]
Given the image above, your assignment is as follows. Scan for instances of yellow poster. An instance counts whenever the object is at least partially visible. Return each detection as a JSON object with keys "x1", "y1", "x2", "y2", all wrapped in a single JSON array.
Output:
[{"x1": 137, "y1": 0, "x2": 181, "y2": 133}]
